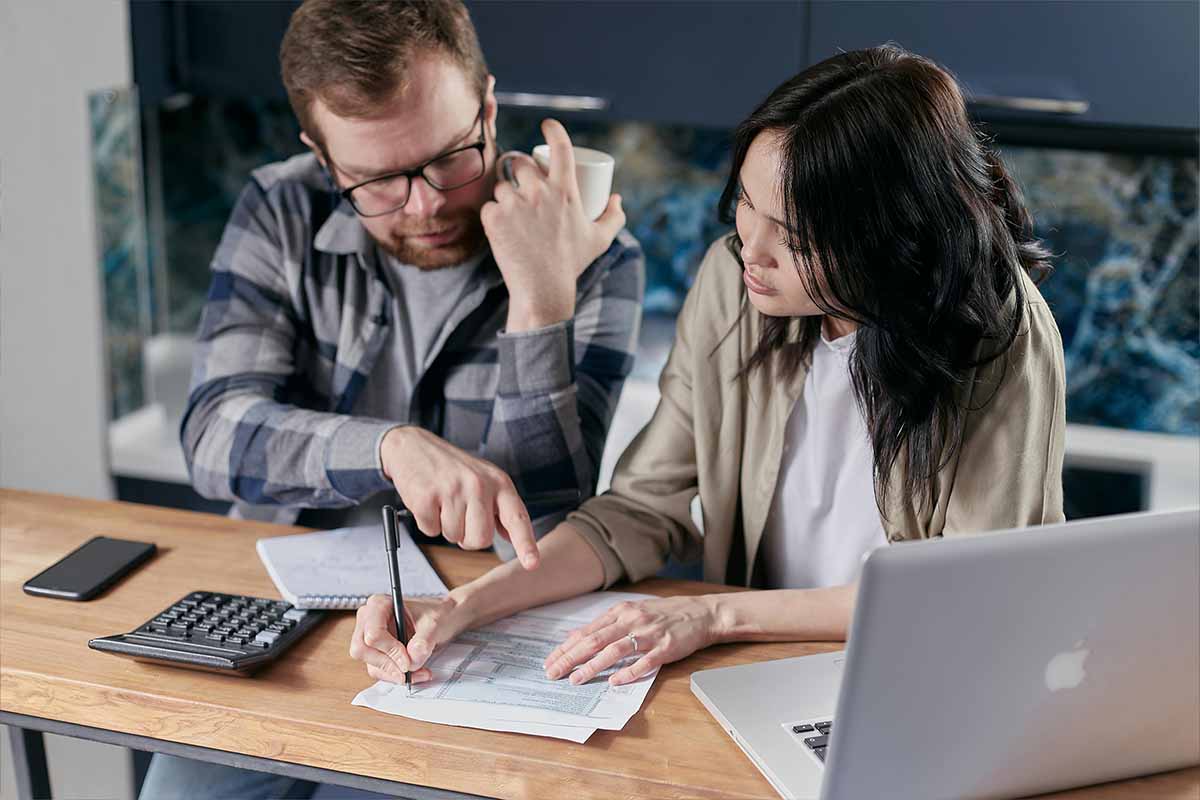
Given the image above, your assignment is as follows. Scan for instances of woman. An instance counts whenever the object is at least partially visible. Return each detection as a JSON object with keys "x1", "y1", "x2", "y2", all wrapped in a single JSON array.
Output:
[{"x1": 349, "y1": 45, "x2": 1066, "y2": 688}]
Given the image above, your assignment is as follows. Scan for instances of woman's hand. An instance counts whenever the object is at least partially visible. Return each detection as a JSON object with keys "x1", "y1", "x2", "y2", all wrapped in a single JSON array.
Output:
[
  {"x1": 543, "y1": 595, "x2": 722, "y2": 686},
  {"x1": 349, "y1": 594, "x2": 473, "y2": 685}
]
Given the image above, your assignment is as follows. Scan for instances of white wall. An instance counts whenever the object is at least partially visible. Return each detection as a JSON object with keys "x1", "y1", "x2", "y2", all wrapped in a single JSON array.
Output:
[
  {"x1": 1, "y1": 4, "x2": 132, "y2": 796},
  {"x1": 0, "y1": 0, "x2": 123, "y2": 501}
]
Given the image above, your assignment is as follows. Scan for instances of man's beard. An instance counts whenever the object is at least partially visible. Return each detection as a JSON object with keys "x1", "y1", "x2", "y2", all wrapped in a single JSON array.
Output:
[{"x1": 375, "y1": 210, "x2": 488, "y2": 269}]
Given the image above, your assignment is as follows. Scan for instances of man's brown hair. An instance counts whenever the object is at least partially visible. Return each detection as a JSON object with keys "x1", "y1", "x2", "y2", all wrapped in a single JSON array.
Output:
[{"x1": 280, "y1": 0, "x2": 489, "y2": 144}]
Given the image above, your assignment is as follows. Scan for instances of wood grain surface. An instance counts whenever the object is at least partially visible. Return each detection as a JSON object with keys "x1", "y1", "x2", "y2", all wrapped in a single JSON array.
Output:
[{"x1": 2, "y1": 490, "x2": 1196, "y2": 799}]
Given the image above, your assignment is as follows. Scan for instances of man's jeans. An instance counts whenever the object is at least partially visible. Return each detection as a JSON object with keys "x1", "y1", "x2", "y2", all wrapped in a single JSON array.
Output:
[
  {"x1": 138, "y1": 753, "x2": 396, "y2": 799},
  {"x1": 139, "y1": 753, "x2": 393, "y2": 796},
  {"x1": 139, "y1": 754, "x2": 317, "y2": 799}
]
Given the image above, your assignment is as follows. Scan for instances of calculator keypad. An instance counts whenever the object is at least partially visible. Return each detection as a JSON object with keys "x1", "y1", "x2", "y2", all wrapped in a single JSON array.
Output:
[
  {"x1": 135, "y1": 592, "x2": 306, "y2": 651},
  {"x1": 90, "y1": 590, "x2": 324, "y2": 674}
]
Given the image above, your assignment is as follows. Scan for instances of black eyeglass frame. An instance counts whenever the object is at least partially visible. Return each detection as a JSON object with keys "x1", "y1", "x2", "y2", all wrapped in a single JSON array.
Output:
[{"x1": 323, "y1": 101, "x2": 488, "y2": 218}]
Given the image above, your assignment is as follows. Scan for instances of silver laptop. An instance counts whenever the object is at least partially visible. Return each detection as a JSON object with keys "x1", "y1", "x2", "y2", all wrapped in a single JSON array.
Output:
[{"x1": 691, "y1": 509, "x2": 1200, "y2": 800}]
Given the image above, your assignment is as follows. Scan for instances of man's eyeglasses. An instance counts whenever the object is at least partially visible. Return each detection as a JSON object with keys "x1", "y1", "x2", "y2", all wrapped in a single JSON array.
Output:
[{"x1": 329, "y1": 102, "x2": 487, "y2": 218}]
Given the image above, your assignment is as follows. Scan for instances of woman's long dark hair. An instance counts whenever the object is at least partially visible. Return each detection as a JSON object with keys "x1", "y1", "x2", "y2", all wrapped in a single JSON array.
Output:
[{"x1": 719, "y1": 44, "x2": 1052, "y2": 513}]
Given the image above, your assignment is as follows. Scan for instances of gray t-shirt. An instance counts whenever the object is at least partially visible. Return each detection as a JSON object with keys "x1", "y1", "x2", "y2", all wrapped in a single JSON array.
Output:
[
  {"x1": 354, "y1": 251, "x2": 485, "y2": 423},
  {"x1": 299, "y1": 250, "x2": 485, "y2": 530}
]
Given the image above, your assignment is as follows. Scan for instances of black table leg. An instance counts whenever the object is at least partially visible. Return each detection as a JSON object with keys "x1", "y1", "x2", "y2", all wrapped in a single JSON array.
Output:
[
  {"x1": 131, "y1": 749, "x2": 153, "y2": 797},
  {"x1": 6, "y1": 725, "x2": 52, "y2": 800}
]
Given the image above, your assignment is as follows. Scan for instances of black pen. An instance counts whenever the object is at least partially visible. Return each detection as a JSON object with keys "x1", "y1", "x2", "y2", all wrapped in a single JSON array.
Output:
[
  {"x1": 381, "y1": 505, "x2": 412, "y2": 695},
  {"x1": 381, "y1": 489, "x2": 581, "y2": 693}
]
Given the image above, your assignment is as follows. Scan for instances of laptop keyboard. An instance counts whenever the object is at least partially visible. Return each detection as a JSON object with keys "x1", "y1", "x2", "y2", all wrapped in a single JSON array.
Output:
[{"x1": 785, "y1": 718, "x2": 833, "y2": 764}]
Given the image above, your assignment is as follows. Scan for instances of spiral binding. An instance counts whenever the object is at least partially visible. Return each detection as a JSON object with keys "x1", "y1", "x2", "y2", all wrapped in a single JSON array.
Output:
[
  {"x1": 296, "y1": 592, "x2": 440, "y2": 609},
  {"x1": 296, "y1": 594, "x2": 363, "y2": 609}
]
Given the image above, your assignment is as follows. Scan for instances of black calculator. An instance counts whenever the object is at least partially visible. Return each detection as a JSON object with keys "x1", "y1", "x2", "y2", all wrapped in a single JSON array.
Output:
[{"x1": 89, "y1": 591, "x2": 324, "y2": 675}]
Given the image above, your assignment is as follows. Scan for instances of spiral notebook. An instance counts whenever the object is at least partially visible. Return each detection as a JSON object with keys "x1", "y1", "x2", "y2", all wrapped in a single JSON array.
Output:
[{"x1": 256, "y1": 524, "x2": 448, "y2": 609}]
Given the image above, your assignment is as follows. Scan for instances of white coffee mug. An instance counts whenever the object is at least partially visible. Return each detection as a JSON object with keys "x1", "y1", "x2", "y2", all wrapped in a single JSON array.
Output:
[{"x1": 500, "y1": 145, "x2": 615, "y2": 221}]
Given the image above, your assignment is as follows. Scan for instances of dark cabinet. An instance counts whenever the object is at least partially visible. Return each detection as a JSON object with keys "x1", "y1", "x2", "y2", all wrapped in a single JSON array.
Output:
[
  {"x1": 172, "y1": 1, "x2": 299, "y2": 101},
  {"x1": 807, "y1": 0, "x2": 1199, "y2": 130},
  {"x1": 465, "y1": 0, "x2": 806, "y2": 128},
  {"x1": 131, "y1": 0, "x2": 1196, "y2": 132},
  {"x1": 131, "y1": 0, "x2": 299, "y2": 105},
  {"x1": 132, "y1": 0, "x2": 807, "y2": 129}
]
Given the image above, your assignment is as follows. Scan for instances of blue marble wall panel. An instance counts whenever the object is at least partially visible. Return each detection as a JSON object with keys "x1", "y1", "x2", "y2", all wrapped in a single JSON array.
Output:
[
  {"x1": 153, "y1": 97, "x2": 305, "y2": 331},
  {"x1": 496, "y1": 114, "x2": 732, "y2": 314},
  {"x1": 1003, "y1": 147, "x2": 1198, "y2": 434},
  {"x1": 89, "y1": 88, "x2": 149, "y2": 420},
  {"x1": 93, "y1": 95, "x2": 1198, "y2": 434}
]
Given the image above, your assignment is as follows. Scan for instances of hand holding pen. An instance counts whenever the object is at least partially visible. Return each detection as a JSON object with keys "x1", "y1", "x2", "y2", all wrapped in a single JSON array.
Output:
[
  {"x1": 354, "y1": 490, "x2": 581, "y2": 690},
  {"x1": 382, "y1": 505, "x2": 414, "y2": 694}
]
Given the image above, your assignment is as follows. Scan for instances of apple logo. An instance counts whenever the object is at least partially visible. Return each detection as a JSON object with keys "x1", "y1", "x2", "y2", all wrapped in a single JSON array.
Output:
[{"x1": 1045, "y1": 640, "x2": 1090, "y2": 692}]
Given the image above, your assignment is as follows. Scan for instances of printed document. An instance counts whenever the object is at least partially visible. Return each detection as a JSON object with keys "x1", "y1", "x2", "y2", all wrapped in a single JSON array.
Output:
[{"x1": 352, "y1": 591, "x2": 660, "y2": 742}]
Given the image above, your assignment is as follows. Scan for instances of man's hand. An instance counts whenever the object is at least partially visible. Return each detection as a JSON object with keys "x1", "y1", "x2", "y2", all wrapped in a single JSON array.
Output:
[
  {"x1": 380, "y1": 426, "x2": 540, "y2": 568},
  {"x1": 482, "y1": 118, "x2": 626, "y2": 332},
  {"x1": 349, "y1": 594, "x2": 472, "y2": 685}
]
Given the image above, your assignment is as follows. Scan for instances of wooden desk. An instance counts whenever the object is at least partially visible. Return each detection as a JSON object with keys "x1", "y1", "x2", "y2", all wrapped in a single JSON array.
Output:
[{"x1": 2, "y1": 490, "x2": 1197, "y2": 799}]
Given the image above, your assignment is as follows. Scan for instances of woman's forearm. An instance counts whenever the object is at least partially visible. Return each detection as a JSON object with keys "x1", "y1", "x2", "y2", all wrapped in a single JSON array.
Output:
[
  {"x1": 539, "y1": 581, "x2": 861, "y2": 686},
  {"x1": 709, "y1": 582, "x2": 859, "y2": 644},
  {"x1": 448, "y1": 522, "x2": 856, "y2": 647},
  {"x1": 451, "y1": 522, "x2": 607, "y2": 629}
]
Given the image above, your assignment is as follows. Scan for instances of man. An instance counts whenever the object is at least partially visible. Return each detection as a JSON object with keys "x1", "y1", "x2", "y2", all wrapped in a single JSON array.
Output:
[
  {"x1": 181, "y1": 0, "x2": 642, "y2": 561},
  {"x1": 142, "y1": 1, "x2": 643, "y2": 796}
]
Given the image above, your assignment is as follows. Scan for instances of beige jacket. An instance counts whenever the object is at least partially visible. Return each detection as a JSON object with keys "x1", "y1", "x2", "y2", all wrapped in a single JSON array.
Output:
[{"x1": 568, "y1": 238, "x2": 1067, "y2": 588}]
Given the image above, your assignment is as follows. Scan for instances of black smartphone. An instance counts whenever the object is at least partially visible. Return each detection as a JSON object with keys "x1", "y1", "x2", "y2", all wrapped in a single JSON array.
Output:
[{"x1": 23, "y1": 536, "x2": 157, "y2": 601}]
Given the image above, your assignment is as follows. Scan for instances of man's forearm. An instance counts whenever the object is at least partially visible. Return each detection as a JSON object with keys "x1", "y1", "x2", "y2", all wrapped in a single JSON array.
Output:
[
  {"x1": 484, "y1": 236, "x2": 642, "y2": 512},
  {"x1": 505, "y1": 299, "x2": 573, "y2": 333},
  {"x1": 450, "y1": 522, "x2": 606, "y2": 629},
  {"x1": 482, "y1": 319, "x2": 594, "y2": 518},
  {"x1": 709, "y1": 583, "x2": 859, "y2": 644},
  {"x1": 184, "y1": 388, "x2": 395, "y2": 506}
]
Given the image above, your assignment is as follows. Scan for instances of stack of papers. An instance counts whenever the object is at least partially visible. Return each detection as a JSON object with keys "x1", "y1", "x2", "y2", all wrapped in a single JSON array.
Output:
[{"x1": 352, "y1": 591, "x2": 660, "y2": 742}]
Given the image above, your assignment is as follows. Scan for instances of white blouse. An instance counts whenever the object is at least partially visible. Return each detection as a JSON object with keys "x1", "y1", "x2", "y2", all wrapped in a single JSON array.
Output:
[{"x1": 760, "y1": 330, "x2": 888, "y2": 589}]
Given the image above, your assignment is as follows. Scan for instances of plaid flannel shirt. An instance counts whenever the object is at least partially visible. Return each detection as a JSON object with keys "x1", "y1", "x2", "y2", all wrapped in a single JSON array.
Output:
[{"x1": 182, "y1": 153, "x2": 644, "y2": 529}]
